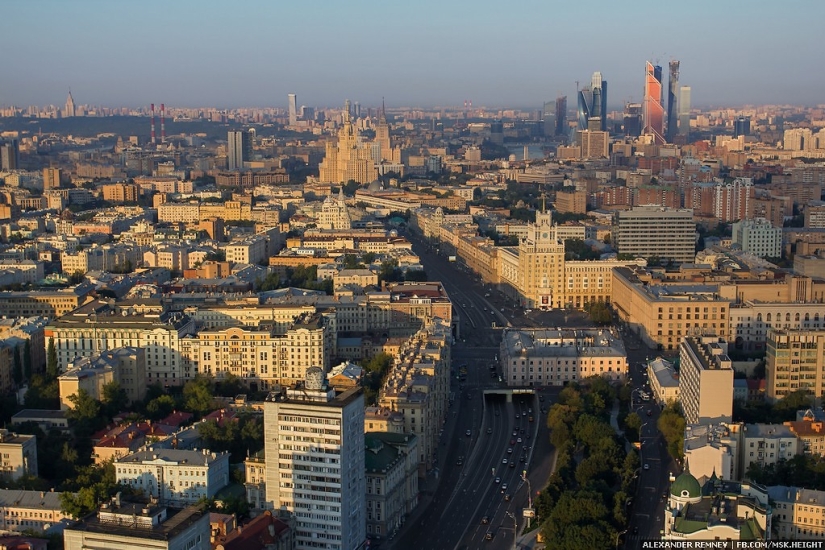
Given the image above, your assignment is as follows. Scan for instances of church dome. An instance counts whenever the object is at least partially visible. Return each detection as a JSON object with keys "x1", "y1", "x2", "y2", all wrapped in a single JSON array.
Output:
[{"x1": 670, "y1": 471, "x2": 701, "y2": 499}]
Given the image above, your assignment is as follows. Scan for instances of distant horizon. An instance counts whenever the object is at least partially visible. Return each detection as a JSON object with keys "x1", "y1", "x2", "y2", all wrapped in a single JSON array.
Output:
[{"x1": 1, "y1": 1, "x2": 822, "y2": 110}]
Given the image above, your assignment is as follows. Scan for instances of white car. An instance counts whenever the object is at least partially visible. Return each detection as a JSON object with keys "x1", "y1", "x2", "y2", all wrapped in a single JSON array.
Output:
[{"x1": 502, "y1": 458, "x2": 508, "y2": 465}]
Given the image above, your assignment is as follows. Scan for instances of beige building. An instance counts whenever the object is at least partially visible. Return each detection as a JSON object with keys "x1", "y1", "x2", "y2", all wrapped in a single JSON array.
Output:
[
  {"x1": 365, "y1": 432, "x2": 419, "y2": 540},
  {"x1": 766, "y1": 328, "x2": 825, "y2": 401},
  {"x1": 157, "y1": 203, "x2": 200, "y2": 224},
  {"x1": 0, "y1": 489, "x2": 72, "y2": 533},
  {"x1": 63, "y1": 500, "x2": 210, "y2": 550},
  {"x1": 58, "y1": 348, "x2": 146, "y2": 410},
  {"x1": 318, "y1": 101, "x2": 377, "y2": 184},
  {"x1": 0, "y1": 285, "x2": 93, "y2": 319},
  {"x1": 500, "y1": 328, "x2": 627, "y2": 387},
  {"x1": 679, "y1": 336, "x2": 734, "y2": 425},
  {"x1": 334, "y1": 268, "x2": 378, "y2": 289},
  {"x1": 101, "y1": 183, "x2": 139, "y2": 203},
  {"x1": 615, "y1": 206, "x2": 696, "y2": 264},
  {"x1": 728, "y1": 301, "x2": 825, "y2": 353},
  {"x1": 647, "y1": 356, "x2": 680, "y2": 405},
  {"x1": 683, "y1": 423, "x2": 742, "y2": 482},
  {"x1": 769, "y1": 486, "x2": 825, "y2": 540},
  {"x1": 0, "y1": 430, "x2": 37, "y2": 481},
  {"x1": 225, "y1": 235, "x2": 268, "y2": 265},
  {"x1": 742, "y1": 423, "x2": 799, "y2": 470},
  {"x1": 317, "y1": 189, "x2": 352, "y2": 230},
  {"x1": 554, "y1": 189, "x2": 588, "y2": 214},
  {"x1": 42, "y1": 167, "x2": 62, "y2": 191}
]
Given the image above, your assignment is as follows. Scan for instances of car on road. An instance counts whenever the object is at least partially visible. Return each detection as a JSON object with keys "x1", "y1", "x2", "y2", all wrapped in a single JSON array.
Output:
[
  {"x1": 510, "y1": 461, "x2": 516, "y2": 468},
  {"x1": 519, "y1": 456, "x2": 525, "y2": 463},
  {"x1": 644, "y1": 463, "x2": 650, "y2": 470},
  {"x1": 487, "y1": 428, "x2": 493, "y2": 434},
  {"x1": 512, "y1": 430, "x2": 517, "y2": 436},
  {"x1": 502, "y1": 458, "x2": 508, "y2": 464},
  {"x1": 647, "y1": 410, "x2": 653, "y2": 416},
  {"x1": 539, "y1": 395, "x2": 545, "y2": 402},
  {"x1": 481, "y1": 516, "x2": 489, "y2": 524},
  {"x1": 515, "y1": 414, "x2": 520, "y2": 419},
  {"x1": 528, "y1": 408, "x2": 532, "y2": 413},
  {"x1": 517, "y1": 437, "x2": 522, "y2": 443},
  {"x1": 485, "y1": 531, "x2": 494, "y2": 540},
  {"x1": 507, "y1": 448, "x2": 513, "y2": 454},
  {"x1": 504, "y1": 493, "x2": 511, "y2": 501},
  {"x1": 495, "y1": 410, "x2": 500, "y2": 416},
  {"x1": 510, "y1": 439, "x2": 515, "y2": 445},
  {"x1": 633, "y1": 526, "x2": 639, "y2": 535},
  {"x1": 494, "y1": 477, "x2": 501, "y2": 484},
  {"x1": 456, "y1": 457, "x2": 463, "y2": 466},
  {"x1": 465, "y1": 430, "x2": 472, "y2": 436},
  {"x1": 501, "y1": 483, "x2": 508, "y2": 492}
]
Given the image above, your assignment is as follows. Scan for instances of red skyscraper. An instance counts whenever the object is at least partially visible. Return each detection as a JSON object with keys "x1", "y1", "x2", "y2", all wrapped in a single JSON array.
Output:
[{"x1": 643, "y1": 62, "x2": 665, "y2": 145}]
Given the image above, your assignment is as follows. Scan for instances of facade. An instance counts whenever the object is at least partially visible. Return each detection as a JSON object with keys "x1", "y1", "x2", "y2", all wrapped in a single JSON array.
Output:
[
  {"x1": 500, "y1": 328, "x2": 627, "y2": 387},
  {"x1": 615, "y1": 206, "x2": 695, "y2": 263},
  {"x1": 766, "y1": 328, "x2": 825, "y2": 401},
  {"x1": 679, "y1": 86, "x2": 691, "y2": 137},
  {"x1": 643, "y1": 61, "x2": 665, "y2": 144},
  {"x1": 785, "y1": 410, "x2": 825, "y2": 456},
  {"x1": 683, "y1": 423, "x2": 742, "y2": 482},
  {"x1": 58, "y1": 348, "x2": 146, "y2": 410},
  {"x1": 318, "y1": 100, "x2": 377, "y2": 184},
  {"x1": 43, "y1": 168, "x2": 62, "y2": 191},
  {"x1": 679, "y1": 336, "x2": 734, "y2": 425},
  {"x1": 0, "y1": 430, "x2": 37, "y2": 482},
  {"x1": 728, "y1": 301, "x2": 825, "y2": 353},
  {"x1": 63, "y1": 500, "x2": 210, "y2": 550},
  {"x1": 0, "y1": 489, "x2": 71, "y2": 533},
  {"x1": 666, "y1": 60, "x2": 679, "y2": 143},
  {"x1": 0, "y1": 285, "x2": 92, "y2": 320},
  {"x1": 317, "y1": 189, "x2": 352, "y2": 230},
  {"x1": 364, "y1": 432, "x2": 419, "y2": 539},
  {"x1": 768, "y1": 486, "x2": 825, "y2": 540},
  {"x1": 225, "y1": 235, "x2": 268, "y2": 265},
  {"x1": 647, "y1": 356, "x2": 680, "y2": 405},
  {"x1": 742, "y1": 423, "x2": 799, "y2": 470},
  {"x1": 114, "y1": 449, "x2": 230, "y2": 506},
  {"x1": 732, "y1": 218, "x2": 782, "y2": 258},
  {"x1": 263, "y1": 373, "x2": 365, "y2": 550}
]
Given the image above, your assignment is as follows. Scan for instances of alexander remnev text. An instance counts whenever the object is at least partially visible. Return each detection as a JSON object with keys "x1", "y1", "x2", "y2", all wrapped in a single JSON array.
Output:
[{"x1": 641, "y1": 541, "x2": 825, "y2": 549}]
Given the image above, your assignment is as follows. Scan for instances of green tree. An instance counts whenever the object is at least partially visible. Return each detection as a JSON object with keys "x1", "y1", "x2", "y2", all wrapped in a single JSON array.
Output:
[
  {"x1": 66, "y1": 389, "x2": 101, "y2": 423},
  {"x1": 102, "y1": 381, "x2": 129, "y2": 418},
  {"x1": 46, "y1": 338, "x2": 58, "y2": 380},
  {"x1": 658, "y1": 404, "x2": 687, "y2": 461},
  {"x1": 146, "y1": 394, "x2": 177, "y2": 420},
  {"x1": 624, "y1": 412, "x2": 642, "y2": 442},
  {"x1": 183, "y1": 376, "x2": 217, "y2": 416}
]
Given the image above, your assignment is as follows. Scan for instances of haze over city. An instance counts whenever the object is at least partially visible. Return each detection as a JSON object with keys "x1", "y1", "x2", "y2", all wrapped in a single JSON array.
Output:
[{"x1": 2, "y1": 0, "x2": 824, "y2": 109}]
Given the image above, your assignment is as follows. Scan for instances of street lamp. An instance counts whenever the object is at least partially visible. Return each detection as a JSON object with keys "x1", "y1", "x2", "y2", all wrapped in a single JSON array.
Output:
[
  {"x1": 505, "y1": 511, "x2": 517, "y2": 550},
  {"x1": 615, "y1": 529, "x2": 627, "y2": 549}
]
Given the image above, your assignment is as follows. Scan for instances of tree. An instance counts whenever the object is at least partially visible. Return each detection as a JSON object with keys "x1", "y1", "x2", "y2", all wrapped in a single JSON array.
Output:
[
  {"x1": 102, "y1": 381, "x2": 129, "y2": 418},
  {"x1": 183, "y1": 376, "x2": 217, "y2": 416},
  {"x1": 46, "y1": 339, "x2": 58, "y2": 380},
  {"x1": 146, "y1": 394, "x2": 177, "y2": 420},
  {"x1": 624, "y1": 412, "x2": 642, "y2": 442},
  {"x1": 658, "y1": 405, "x2": 686, "y2": 461}
]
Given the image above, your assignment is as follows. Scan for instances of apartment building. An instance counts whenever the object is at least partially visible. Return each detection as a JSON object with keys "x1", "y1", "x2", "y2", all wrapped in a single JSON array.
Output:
[
  {"x1": 728, "y1": 301, "x2": 825, "y2": 353},
  {"x1": 732, "y1": 218, "x2": 782, "y2": 258},
  {"x1": 263, "y1": 372, "x2": 366, "y2": 550},
  {"x1": 115, "y1": 449, "x2": 230, "y2": 507},
  {"x1": 365, "y1": 432, "x2": 419, "y2": 539},
  {"x1": 679, "y1": 336, "x2": 734, "y2": 426},
  {"x1": 0, "y1": 430, "x2": 37, "y2": 481},
  {"x1": 58, "y1": 347, "x2": 146, "y2": 409},
  {"x1": 768, "y1": 486, "x2": 825, "y2": 540},
  {"x1": 766, "y1": 328, "x2": 825, "y2": 401},
  {"x1": 741, "y1": 423, "x2": 799, "y2": 470},
  {"x1": 683, "y1": 423, "x2": 742, "y2": 482},
  {"x1": 0, "y1": 489, "x2": 71, "y2": 533},
  {"x1": 225, "y1": 235, "x2": 268, "y2": 265},
  {"x1": 0, "y1": 284, "x2": 93, "y2": 319}
]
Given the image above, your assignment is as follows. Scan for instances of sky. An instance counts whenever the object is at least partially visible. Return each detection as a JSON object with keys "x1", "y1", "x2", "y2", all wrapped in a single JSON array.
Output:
[{"x1": 1, "y1": 0, "x2": 823, "y2": 111}]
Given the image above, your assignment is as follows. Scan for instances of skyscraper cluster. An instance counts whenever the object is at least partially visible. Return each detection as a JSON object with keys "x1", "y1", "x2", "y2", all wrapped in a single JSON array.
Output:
[{"x1": 577, "y1": 72, "x2": 607, "y2": 132}]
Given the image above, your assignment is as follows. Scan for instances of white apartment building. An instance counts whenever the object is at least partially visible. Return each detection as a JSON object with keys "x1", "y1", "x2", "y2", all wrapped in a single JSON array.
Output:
[
  {"x1": 731, "y1": 218, "x2": 782, "y2": 259},
  {"x1": 263, "y1": 370, "x2": 366, "y2": 550},
  {"x1": 115, "y1": 448, "x2": 230, "y2": 507},
  {"x1": 741, "y1": 423, "x2": 799, "y2": 470},
  {"x1": 679, "y1": 336, "x2": 734, "y2": 425}
]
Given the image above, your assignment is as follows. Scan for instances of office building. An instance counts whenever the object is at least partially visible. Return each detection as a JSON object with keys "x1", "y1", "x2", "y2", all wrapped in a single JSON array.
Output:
[
  {"x1": 576, "y1": 130, "x2": 609, "y2": 159},
  {"x1": 679, "y1": 336, "x2": 734, "y2": 425},
  {"x1": 784, "y1": 128, "x2": 814, "y2": 151},
  {"x1": 679, "y1": 86, "x2": 691, "y2": 137},
  {"x1": 666, "y1": 60, "x2": 679, "y2": 143},
  {"x1": 555, "y1": 95, "x2": 567, "y2": 137},
  {"x1": 263, "y1": 370, "x2": 365, "y2": 550},
  {"x1": 731, "y1": 218, "x2": 782, "y2": 259},
  {"x1": 766, "y1": 328, "x2": 825, "y2": 401},
  {"x1": 0, "y1": 140, "x2": 19, "y2": 171},
  {"x1": 615, "y1": 206, "x2": 696, "y2": 264},
  {"x1": 43, "y1": 168, "x2": 62, "y2": 191},
  {"x1": 227, "y1": 130, "x2": 251, "y2": 171},
  {"x1": 115, "y1": 448, "x2": 230, "y2": 506},
  {"x1": 63, "y1": 499, "x2": 210, "y2": 550},
  {"x1": 733, "y1": 116, "x2": 751, "y2": 137},
  {"x1": 624, "y1": 102, "x2": 642, "y2": 137},
  {"x1": 643, "y1": 61, "x2": 665, "y2": 144},
  {"x1": 288, "y1": 93, "x2": 298, "y2": 126}
]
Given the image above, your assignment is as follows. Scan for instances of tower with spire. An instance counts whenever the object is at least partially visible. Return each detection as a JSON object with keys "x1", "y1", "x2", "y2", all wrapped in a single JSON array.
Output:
[
  {"x1": 64, "y1": 90, "x2": 76, "y2": 118},
  {"x1": 318, "y1": 100, "x2": 377, "y2": 184}
]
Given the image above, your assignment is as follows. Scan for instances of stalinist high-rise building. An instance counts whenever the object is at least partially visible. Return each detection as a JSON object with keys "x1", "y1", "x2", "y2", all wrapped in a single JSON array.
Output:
[
  {"x1": 318, "y1": 100, "x2": 378, "y2": 184},
  {"x1": 374, "y1": 101, "x2": 401, "y2": 163},
  {"x1": 64, "y1": 90, "x2": 75, "y2": 118}
]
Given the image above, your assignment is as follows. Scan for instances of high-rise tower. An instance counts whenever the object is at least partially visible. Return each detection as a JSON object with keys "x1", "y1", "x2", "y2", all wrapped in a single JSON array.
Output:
[
  {"x1": 227, "y1": 130, "x2": 251, "y2": 171},
  {"x1": 577, "y1": 73, "x2": 607, "y2": 132},
  {"x1": 64, "y1": 90, "x2": 75, "y2": 118},
  {"x1": 643, "y1": 61, "x2": 665, "y2": 144},
  {"x1": 555, "y1": 95, "x2": 567, "y2": 136},
  {"x1": 287, "y1": 93, "x2": 298, "y2": 126},
  {"x1": 667, "y1": 61, "x2": 680, "y2": 143},
  {"x1": 679, "y1": 86, "x2": 691, "y2": 137}
]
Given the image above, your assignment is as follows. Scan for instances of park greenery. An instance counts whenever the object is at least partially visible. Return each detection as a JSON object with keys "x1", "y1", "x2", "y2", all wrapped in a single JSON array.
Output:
[{"x1": 536, "y1": 378, "x2": 638, "y2": 549}]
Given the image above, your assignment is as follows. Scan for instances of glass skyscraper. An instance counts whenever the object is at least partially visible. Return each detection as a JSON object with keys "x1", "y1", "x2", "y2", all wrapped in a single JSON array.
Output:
[
  {"x1": 643, "y1": 61, "x2": 665, "y2": 144},
  {"x1": 666, "y1": 60, "x2": 680, "y2": 143},
  {"x1": 577, "y1": 72, "x2": 607, "y2": 132}
]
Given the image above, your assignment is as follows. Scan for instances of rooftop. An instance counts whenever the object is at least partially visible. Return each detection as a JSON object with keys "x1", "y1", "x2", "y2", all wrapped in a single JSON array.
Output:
[{"x1": 68, "y1": 503, "x2": 206, "y2": 542}]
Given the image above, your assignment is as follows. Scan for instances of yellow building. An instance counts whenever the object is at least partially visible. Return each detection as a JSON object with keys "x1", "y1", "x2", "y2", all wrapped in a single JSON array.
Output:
[
  {"x1": 58, "y1": 348, "x2": 146, "y2": 410},
  {"x1": 0, "y1": 430, "x2": 37, "y2": 481},
  {"x1": 0, "y1": 489, "x2": 72, "y2": 532},
  {"x1": 766, "y1": 328, "x2": 825, "y2": 401}
]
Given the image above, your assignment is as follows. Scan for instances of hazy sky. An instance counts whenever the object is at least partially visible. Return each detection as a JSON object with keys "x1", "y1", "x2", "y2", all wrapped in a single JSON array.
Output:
[{"x1": 1, "y1": 0, "x2": 822, "y2": 111}]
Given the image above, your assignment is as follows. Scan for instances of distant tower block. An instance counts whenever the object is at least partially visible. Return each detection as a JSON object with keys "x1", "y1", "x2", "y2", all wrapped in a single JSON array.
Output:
[
  {"x1": 288, "y1": 93, "x2": 297, "y2": 126},
  {"x1": 160, "y1": 103, "x2": 166, "y2": 143},
  {"x1": 150, "y1": 103, "x2": 156, "y2": 145},
  {"x1": 524, "y1": 145, "x2": 529, "y2": 161}
]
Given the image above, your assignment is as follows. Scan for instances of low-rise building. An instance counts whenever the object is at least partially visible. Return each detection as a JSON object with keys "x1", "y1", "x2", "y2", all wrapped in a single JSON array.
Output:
[
  {"x1": 683, "y1": 423, "x2": 743, "y2": 482},
  {"x1": 499, "y1": 328, "x2": 627, "y2": 388},
  {"x1": 0, "y1": 430, "x2": 37, "y2": 481},
  {"x1": 647, "y1": 356, "x2": 680, "y2": 405},
  {"x1": 0, "y1": 489, "x2": 71, "y2": 533},
  {"x1": 63, "y1": 499, "x2": 210, "y2": 550},
  {"x1": 10, "y1": 409, "x2": 68, "y2": 431},
  {"x1": 741, "y1": 423, "x2": 799, "y2": 471},
  {"x1": 114, "y1": 449, "x2": 230, "y2": 507},
  {"x1": 58, "y1": 348, "x2": 146, "y2": 410},
  {"x1": 213, "y1": 510, "x2": 293, "y2": 550},
  {"x1": 768, "y1": 485, "x2": 825, "y2": 540},
  {"x1": 785, "y1": 409, "x2": 825, "y2": 456}
]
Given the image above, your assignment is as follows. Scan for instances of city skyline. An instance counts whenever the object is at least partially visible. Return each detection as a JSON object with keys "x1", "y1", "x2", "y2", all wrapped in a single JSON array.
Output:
[{"x1": 1, "y1": 1, "x2": 824, "y2": 110}]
